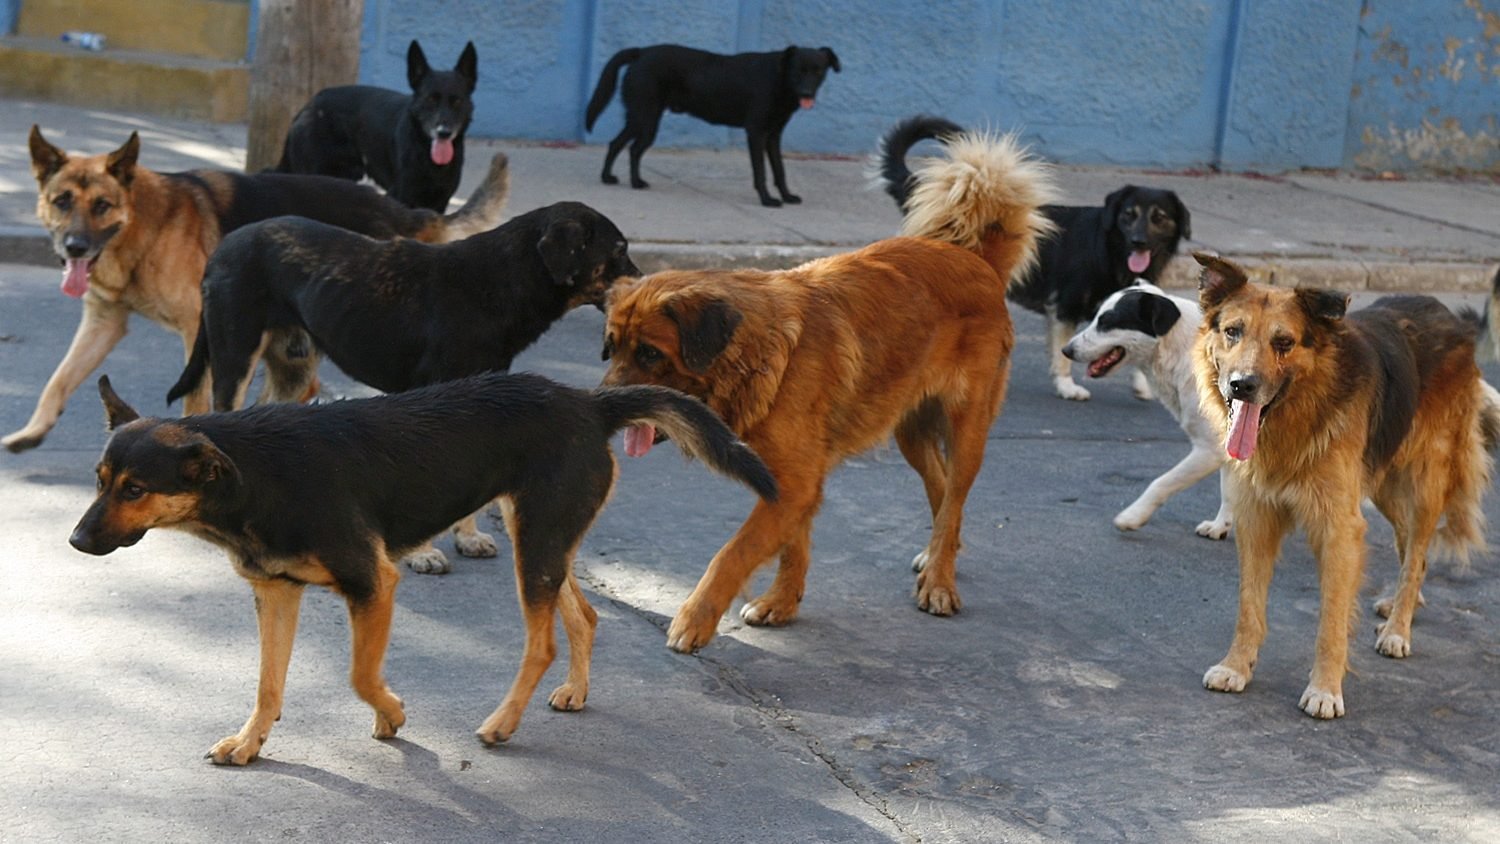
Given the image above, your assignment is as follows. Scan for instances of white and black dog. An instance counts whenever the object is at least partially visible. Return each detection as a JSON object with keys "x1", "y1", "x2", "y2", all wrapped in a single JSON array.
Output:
[{"x1": 1062, "y1": 281, "x2": 1231, "y2": 539}]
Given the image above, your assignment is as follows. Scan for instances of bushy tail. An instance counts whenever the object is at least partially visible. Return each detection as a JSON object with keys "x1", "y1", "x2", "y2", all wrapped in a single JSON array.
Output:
[
  {"x1": 438, "y1": 151, "x2": 510, "y2": 241},
  {"x1": 584, "y1": 48, "x2": 641, "y2": 132},
  {"x1": 867, "y1": 114, "x2": 965, "y2": 212},
  {"x1": 879, "y1": 117, "x2": 1059, "y2": 290},
  {"x1": 594, "y1": 385, "x2": 778, "y2": 502},
  {"x1": 167, "y1": 320, "x2": 210, "y2": 406}
]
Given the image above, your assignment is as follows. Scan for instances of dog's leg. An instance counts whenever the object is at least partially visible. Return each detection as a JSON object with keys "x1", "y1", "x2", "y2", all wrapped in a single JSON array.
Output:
[
  {"x1": 895, "y1": 401, "x2": 950, "y2": 572},
  {"x1": 3, "y1": 300, "x2": 128, "y2": 452},
  {"x1": 1299, "y1": 503, "x2": 1366, "y2": 718},
  {"x1": 626, "y1": 109, "x2": 661, "y2": 190},
  {"x1": 208, "y1": 578, "x2": 304, "y2": 765},
  {"x1": 1132, "y1": 368, "x2": 1154, "y2": 401},
  {"x1": 1048, "y1": 313, "x2": 1089, "y2": 401},
  {"x1": 1115, "y1": 444, "x2": 1223, "y2": 533},
  {"x1": 740, "y1": 513, "x2": 815, "y2": 627},
  {"x1": 746, "y1": 128, "x2": 780, "y2": 207},
  {"x1": 547, "y1": 574, "x2": 598, "y2": 712},
  {"x1": 346, "y1": 551, "x2": 406, "y2": 739},
  {"x1": 1195, "y1": 466, "x2": 1234, "y2": 540},
  {"x1": 475, "y1": 526, "x2": 569, "y2": 744},
  {"x1": 766, "y1": 129, "x2": 800, "y2": 205},
  {"x1": 914, "y1": 396, "x2": 996, "y2": 616},
  {"x1": 601, "y1": 126, "x2": 631, "y2": 185},
  {"x1": 257, "y1": 329, "x2": 321, "y2": 405},
  {"x1": 1203, "y1": 492, "x2": 1289, "y2": 697},
  {"x1": 452, "y1": 507, "x2": 499, "y2": 559},
  {"x1": 1371, "y1": 476, "x2": 1440, "y2": 660}
]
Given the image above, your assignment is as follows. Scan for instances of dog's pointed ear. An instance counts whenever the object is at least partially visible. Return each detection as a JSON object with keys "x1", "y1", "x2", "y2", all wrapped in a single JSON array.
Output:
[
  {"x1": 179, "y1": 440, "x2": 239, "y2": 488},
  {"x1": 537, "y1": 219, "x2": 587, "y2": 285},
  {"x1": 98, "y1": 376, "x2": 140, "y2": 430},
  {"x1": 105, "y1": 132, "x2": 140, "y2": 187},
  {"x1": 821, "y1": 47, "x2": 841, "y2": 72},
  {"x1": 781, "y1": 45, "x2": 799, "y2": 69},
  {"x1": 668, "y1": 297, "x2": 742, "y2": 373},
  {"x1": 1139, "y1": 291, "x2": 1182, "y2": 336},
  {"x1": 1195, "y1": 252, "x2": 1248, "y2": 310},
  {"x1": 407, "y1": 40, "x2": 432, "y2": 90},
  {"x1": 29, "y1": 125, "x2": 68, "y2": 184},
  {"x1": 1295, "y1": 287, "x2": 1348, "y2": 324},
  {"x1": 1172, "y1": 191, "x2": 1192, "y2": 240},
  {"x1": 456, "y1": 41, "x2": 479, "y2": 91}
]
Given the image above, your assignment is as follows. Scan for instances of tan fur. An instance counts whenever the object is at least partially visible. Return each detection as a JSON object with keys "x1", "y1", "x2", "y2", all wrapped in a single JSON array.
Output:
[
  {"x1": 1193, "y1": 253, "x2": 1496, "y2": 719},
  {"x1": 603, "y1": 236, "x2": 1027, "y2": 652}
]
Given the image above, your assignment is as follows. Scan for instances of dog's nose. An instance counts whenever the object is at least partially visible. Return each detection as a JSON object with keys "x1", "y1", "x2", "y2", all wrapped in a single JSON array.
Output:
[
  {"x1": 434, "y1": 126, "x2": 454, "y2": 139},
  {"x1": 1228, "y1": 375, "x2": 1260, "y2": 401},
  {"x1": 1061, "y1": 341, "x2": 1077, "y2": 360},
  {"x1": 63, "y1": 235, "x2": 90, "y2": 258}
]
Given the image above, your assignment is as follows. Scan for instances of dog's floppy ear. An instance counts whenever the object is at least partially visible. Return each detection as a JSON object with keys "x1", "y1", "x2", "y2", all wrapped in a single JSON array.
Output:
[
  {"x1": 29, "y1": 125, "x2": 68, "y2": 184},
  {"x1": 455, "y1": 41, "x2": 479, "y2": 91},
  {"x1": 821, "y1": 47, "x2": 841, "y2": 72},
  {"x1": 1170, "y1": 191, "x2": 1192, "y2": 240},
  {"x1": 1194, "y1": 251, "x2": 1249, "y2": 309},
  {"x1": 668, "y1": 297, "x2": 742, "y2": 373},
  {"x1": 105, "y1": 132, "x2": 140, "y2": 188},
  {"x1": 1295, "y1": 287, "x2": 1348, "y2": 324},
  {"x1": 537, "y1": 218, "x2": 588, "y2": 285},
  {"x1": 1104, "y1": 185, "x2": 1135, "y2": 216},
  {"x1": 178, "y1": 439, "x2": 240, "y2": 488},
  {"x1": 98, "y1": 376, "x2": 140, "y2": 430},
  {"x1": 407, "y1": 40, "x2": 432, "y2": 91},
  {"x1": 1138, "y1": 291, "x2": 1182, "y2": 336}
]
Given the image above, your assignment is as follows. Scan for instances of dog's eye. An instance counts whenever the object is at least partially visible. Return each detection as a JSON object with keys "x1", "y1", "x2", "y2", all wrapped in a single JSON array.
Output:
[
  {"x1": 96, "y1": 474, "x2": 106, "y2": 493},
  {"x1": 1120, "y1": 207, "x2": 1139, "y2": 221},
  {"x1": 1224, "y1": 325, "x2": 1242, "y2": 343},
  {"x1": 120, "y1": 482, "x2": 145, "y2": 501},
  {"x1": 1272, "y1": 336, "x2": 1294, "y2": 355},
  {"x1": 91, "y1": 198, "x2": 112, "y2": 216},
  {"x1": 635, "y1": 344, "x2": 662, "y2": 367},
  {"x1": 53, "y1": 192, "x2": 72, "y2": 211}
]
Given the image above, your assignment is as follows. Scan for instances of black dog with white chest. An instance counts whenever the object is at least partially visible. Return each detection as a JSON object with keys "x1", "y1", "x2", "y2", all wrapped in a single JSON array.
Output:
[
  {"x1": 275, "y1": 40, "x2": 478, "y2": 213},
  {"x1": 877, "y1": 115, "x2": 1192, "y2": 401},
  {"x1": 585, "y1": 43, "x2": 840, "y2": 207}
]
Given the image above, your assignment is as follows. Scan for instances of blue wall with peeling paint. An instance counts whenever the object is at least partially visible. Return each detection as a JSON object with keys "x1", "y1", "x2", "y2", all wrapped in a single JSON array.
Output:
[{"x1": 353, "y1": 0, "x2": 1499, "y2": 173}]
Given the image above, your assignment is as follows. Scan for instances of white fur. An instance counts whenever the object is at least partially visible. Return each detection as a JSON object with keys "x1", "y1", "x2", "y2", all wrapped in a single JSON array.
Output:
[{"x1": 1063, "y1": 281, "x2": 1231, "y2": 539}]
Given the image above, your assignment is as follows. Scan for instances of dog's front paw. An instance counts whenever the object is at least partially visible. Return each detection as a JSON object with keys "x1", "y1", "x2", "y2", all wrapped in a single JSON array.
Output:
[
  {"x1": 1055, "y1": 379, "x2": 1091, "y2": 401},
  {"x1": 1298, "y1": 685, "x2": 1345, "y2": 719},
  {"x1": 630, "y1": 177, "x2": 650, "y2": 190},
  {"x1": 915, "y1": 571, "x2": 961, "y2": 616},
  {"x1": 780, "y1": 193, "x2": 802, "y2": 205},
  {"x1": 1114, "y1": 505, "x2": 1152, "y2": 532},
  {"x1": 402, "y1": 547, "x2": 451, "y2": 575},
  {"x1": 740, "y1": 592, "x2": 800, "y2": 627},
  {"x1": 371, "y1": 694, "x2": 405, "y2": 739},
  {"x1": 910, "y1": 549, "x2": 929, "y2": 572},
  {"x1": 1203, "y1": 663, "x2": 1248, "y2": 693},
  {"x1": 1131, "y1": 371, "x2": 1154, "y2": 401},
  {"x1": 1375, "y1": 622, "x2": 1411, "y2": 659},
  {"x1": 759, "y1": 195, "x2": 783, "y2": 208},
  {"x1": 601, "y1": 173, "x2": 619, "y2": 185},
  {"x1": 666, "y1": 600, "x2": 722, "y2": 653},
  {"x1": 548, "y1": 682, "x2": 588, "y2": 712},
  {"x1": 2, "y1": 427, "x2": 45, "y2": 453},
  {"x1": 454, "y1": 530, "x2": 498, "y2": 558},
  {"x1": 1196, "y1": 519, "x2": 1232, "y2": 540},
  {"x1": 475, "y1": 703, "x2": 523, "y2": 746},
  {"x1": 207, "y1": 729, "x2": 266, "y2": 766}
]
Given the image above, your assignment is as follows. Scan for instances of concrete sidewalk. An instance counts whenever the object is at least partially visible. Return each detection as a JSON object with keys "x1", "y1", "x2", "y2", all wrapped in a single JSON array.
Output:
[{"x1": 3, "y1": 98, "x2": 1497, "y2": 290}]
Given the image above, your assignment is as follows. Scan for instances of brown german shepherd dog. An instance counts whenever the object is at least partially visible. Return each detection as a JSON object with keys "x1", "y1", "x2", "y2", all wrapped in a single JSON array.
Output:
[
  {"x1": 1194, "y1": 252, "x2": 1500, "y2": 718},
  {"x1": 4, "y1": 127, "x2": 510, "y2": 453}
]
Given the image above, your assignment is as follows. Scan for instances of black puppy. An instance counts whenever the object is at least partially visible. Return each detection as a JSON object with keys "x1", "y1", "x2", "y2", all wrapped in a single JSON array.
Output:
[
  {"x1": 73, "y1": 374, "x2": 776, "y2": 764},
  {"x1": 275, "y1": 40, "x2": 478, "y2": 213},
  {"x1": 584, "y1": 44, "x2": 840, "y2": 207},
  {"x1": 167, "y1": 202, "x2": 639, "y2": 575},
  {"x1": 877, "y1": 115, "x2": 1191, "y2": 401}
]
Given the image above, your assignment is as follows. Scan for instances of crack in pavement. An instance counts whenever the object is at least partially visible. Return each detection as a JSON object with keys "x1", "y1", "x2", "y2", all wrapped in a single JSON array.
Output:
[{"x1": 1285, "y1": 180, "x2": 1500, "y2": 242}]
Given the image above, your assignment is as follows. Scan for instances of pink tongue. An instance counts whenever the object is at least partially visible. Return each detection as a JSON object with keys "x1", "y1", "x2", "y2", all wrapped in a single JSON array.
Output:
[
  {"x1": 431, "y1": 137, "x2": 455, "y2": 166},
  {"x1": 1226, "y1": 399, "x2": 1262, "y2": 461},
  {"x1": 1127, "y1": 250, "x2": 1151, "y2": 275},
  {"x1": 799, "y1": 97, "x2": 815, "y2": 110},
  {"x1": 61, "y1": 258, "x2": 91, "y2": 298},
  {"x1": 623, "y1": 423, "x2": 656, "y2": 458}
]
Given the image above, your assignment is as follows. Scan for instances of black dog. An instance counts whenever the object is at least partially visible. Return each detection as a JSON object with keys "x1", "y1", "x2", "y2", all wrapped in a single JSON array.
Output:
[
  {"x1": 584, "y1": 44, "x2": 840, "y2": 207},
  {"x1": 275, "y1": 40, "x2": 478, "y2": 212},
  {"x1": 167, "y1": 201, "x2": 639, "y2": 575},
  {"x1": 877, "y1": 115, "x2": 1192, "y2": 401},
  {"x1": 72, "y1": 373, "x2": 776, "y2": 764}
]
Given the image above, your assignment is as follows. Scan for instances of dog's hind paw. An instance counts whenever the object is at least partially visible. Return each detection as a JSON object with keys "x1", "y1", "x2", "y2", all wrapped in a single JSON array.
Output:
[
  {"x1": 1203, "y1": 664, "x2": 1248, "y2": 693},
  {"x1": 740, "y1": 594, "x2": 800, "y2": 627},
  {"x1": 1, "y1": 427, "x2": 45, "y2": 453},
  {"x1": 454, "y1": 530, "x2": 499, "y2": 558},
  {"x1": 1373, "y1": 590, "x2": 1424, "y2": 618},
  {"x1": 1195, "y1": 519, "x2": 1231, "y2": 540},
  {"x1": 403, "y1": 548, "x2": 452, "y2": 575},
  {"x1": 910, "y1": 549, "x2": 929, "y2": 572},
  {"x1": 207, "y1": 730, "x2": 266, "y2": 766},
  {"x1": 1375, "y1": 624, "x2": 1411, "y2": 659},
  {"x1": 475, "y1": 702, "x2": 524, "y2": 746},
  {"x1": 1298, "y1": 686, "x2": 1345, "y2": 719},
  {"x1": 548, "y1": 683, "x2": 588, "y2": 712}
]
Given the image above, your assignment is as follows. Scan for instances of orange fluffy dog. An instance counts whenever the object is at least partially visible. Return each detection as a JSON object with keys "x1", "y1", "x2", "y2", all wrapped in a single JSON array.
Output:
[
  {"x1": 1194, "y1": 252, "x2": 1500, "y2": 718},
  {"x1": 602, "y1": 133, "x2": 1053, "y2": 652}
]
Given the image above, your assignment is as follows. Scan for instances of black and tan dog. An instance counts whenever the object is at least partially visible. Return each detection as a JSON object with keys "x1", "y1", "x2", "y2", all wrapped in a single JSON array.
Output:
[
  {"x1": 166, "y1": 201, "x2": 639, "y2": 574},
  {"x1": 1194, "y1": 253, "x2": 1500, "y2": 718},
  {"x1": 5, "y1": 127, "x2": 509, "y2": 454},
  {"x1": 877, "y1": 115, "x2": 1191, "y2": 401},
  {"x1": 70, "y1": 374, "x2": 776, "y2": 764}
]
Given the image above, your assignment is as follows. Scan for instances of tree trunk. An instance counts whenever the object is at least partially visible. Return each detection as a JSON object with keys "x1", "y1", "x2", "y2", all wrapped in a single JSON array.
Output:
[{"x1": 244, "y1": 0, "x2": 365, "y2": 173}]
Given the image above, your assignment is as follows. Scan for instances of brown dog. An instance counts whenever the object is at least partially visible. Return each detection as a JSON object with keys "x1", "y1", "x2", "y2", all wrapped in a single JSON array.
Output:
[
  {"x1": 1194, "y1": 252, "x2": 1500, "y2": 718},
  {"x1": 4, "y1": 126, "x2": 509, "y2": 453}
]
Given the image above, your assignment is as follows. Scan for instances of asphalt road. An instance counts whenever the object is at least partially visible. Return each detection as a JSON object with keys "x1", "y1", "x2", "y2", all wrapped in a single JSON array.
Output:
[{"x1": 2, "y1": 261, "x2": 1498, "y2": 842}]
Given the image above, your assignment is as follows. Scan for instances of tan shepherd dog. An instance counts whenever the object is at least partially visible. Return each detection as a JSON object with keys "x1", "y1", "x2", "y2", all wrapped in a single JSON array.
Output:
[
  {"x1": 1194, "y1": 252, "x2": 1500, "y2": 718},
  {"x1": 4, "y1": 127, "x2": 509, "y2": 453},
  {"x1": 601, "y1": 133, "x2": 1054, "y2": 652}
]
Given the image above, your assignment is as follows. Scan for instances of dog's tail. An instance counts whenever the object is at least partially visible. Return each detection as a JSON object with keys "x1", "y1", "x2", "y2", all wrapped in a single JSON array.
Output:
[
  {"x1": 437, "y1": 151, "x2": 510, "y2": 242},
  {"x1": 584, "y1": 47, "x2": 642, "y2": 132},
  {"x1": 594, "y1": 385, "x2": 778, "y2": 503},
  {"x1": 167, "y1": 320, "x2": 210, "y2": 407},
  {"x1": 887, "y1": 122, "x2": 1058, "y2": 290},
  {"x1": 867, "y1": 114, "x2": 966, "y2": 212}
]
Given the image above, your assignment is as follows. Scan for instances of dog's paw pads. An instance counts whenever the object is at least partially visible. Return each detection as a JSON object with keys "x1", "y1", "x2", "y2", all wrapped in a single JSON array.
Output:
[
  {"x1": 910, "y1": 549, "x2": 929, "y2": 572},
  {"x1": 403, "y1": 549, "x2": 452, "y2": 575},
  {"x1": 1195, "y1": 520, "x2": 1231, "y2": 540},
  {"x1": 548, "y1": 684, "x2": 588, "y2": 712},
  {"x1": 740, "y1": 598, "x2": 798, "y2": 627},
  {"x1": 1376, "y1": 626, "x2": 1411, "y2": 659},
  {"x1": 1298, "y1": 686, "x2": 1345, "y2": 719},
  {"x1": 454, "y1": 531, "x2": 499, "y2": 558},
  {"x1": 1203, "y1": 664, "x2": 1248, "y2": 693}
]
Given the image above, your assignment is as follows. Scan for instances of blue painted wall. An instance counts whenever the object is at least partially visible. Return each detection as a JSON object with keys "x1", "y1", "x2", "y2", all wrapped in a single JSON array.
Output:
[{"x1": 341, "y1": 0, "x2": 1496, "y2": 173}]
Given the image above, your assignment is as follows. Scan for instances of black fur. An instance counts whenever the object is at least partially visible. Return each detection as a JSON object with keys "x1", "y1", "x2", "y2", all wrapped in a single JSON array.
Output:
[
  {"x1": 275, "y1": 40, "x2": 478, "y2": 212},
  {"x1": 669, "y1": 299, "x2": 742, "y2": 372},
  {"x1": 167, "y1": 202, "x2": 639, "y2": 409},
  {"x1": 584, "y1": 43, "x2": 840, "y2": 207},
  {"x1": 1096, "y1": 289, "x2": 1182, "y2": 338},
  {"x1": 174, "y1": 170, "x2": 456, "y2": 240}
]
